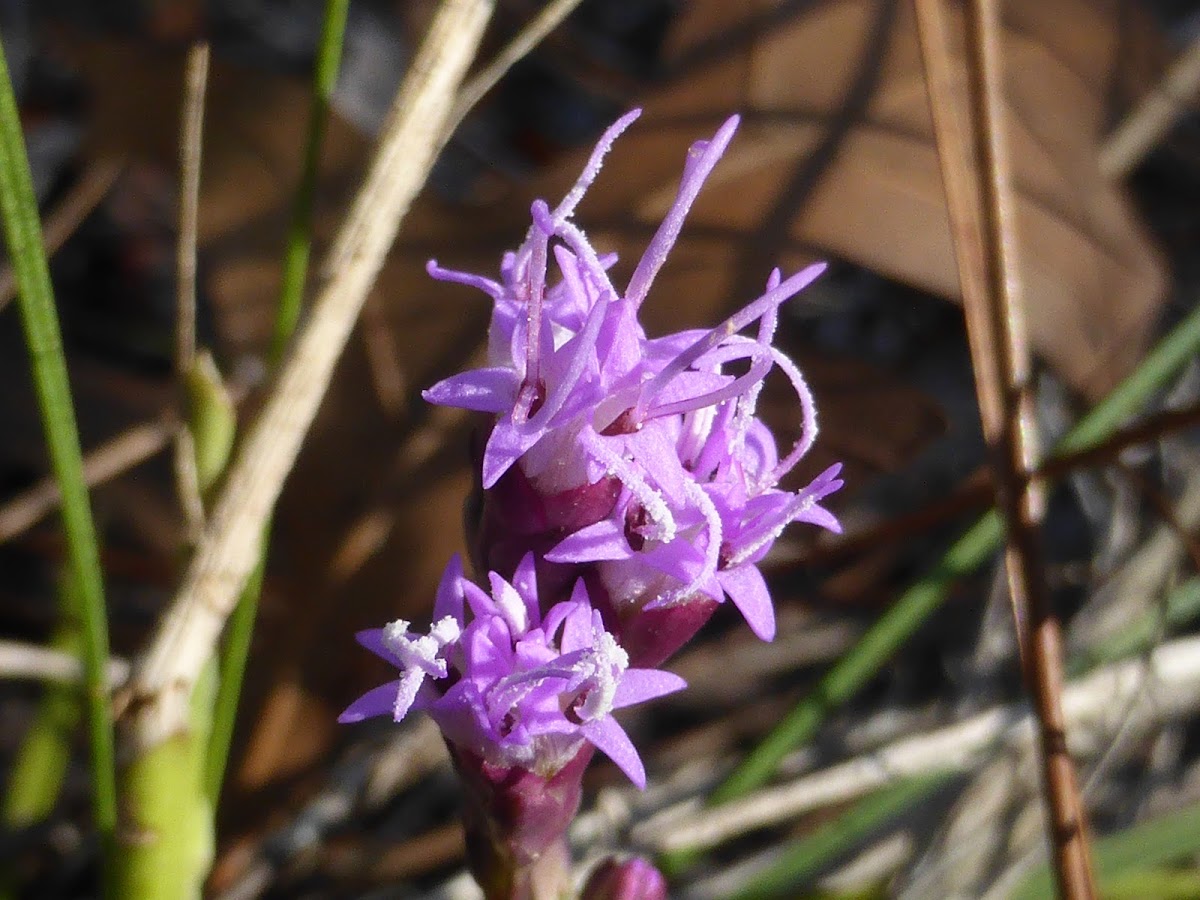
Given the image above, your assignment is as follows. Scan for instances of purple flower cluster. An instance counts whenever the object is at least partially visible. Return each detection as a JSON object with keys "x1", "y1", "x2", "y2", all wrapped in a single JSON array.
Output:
[
  {"x1": 426, "y1": 110, "x2": 842, "y2": 663},
  {"x1": 340, "y1": 109, "x2": 842, "y2": 895}
]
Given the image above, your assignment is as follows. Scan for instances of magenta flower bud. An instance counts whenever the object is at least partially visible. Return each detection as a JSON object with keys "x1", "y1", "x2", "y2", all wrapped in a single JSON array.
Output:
[
  {"x1": 581, "y1": 856, "x2": 669, "y2": 900},
  {"x1": 466, "y1": 453, "x2": 622, "y2": 592}
]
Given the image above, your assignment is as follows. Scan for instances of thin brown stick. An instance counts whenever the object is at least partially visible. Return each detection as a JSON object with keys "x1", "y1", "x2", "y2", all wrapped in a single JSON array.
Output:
[
  {"x1": 802, "y1": 401, "x2": 1200, "y2": 570},
  {"x1": 0, "y1": 416, "x2": 176, "y2": 544},
  {"x1": 174, "y1": 42, "x2": 210, "y2": 538},
  {"x1": 120, "y1": 0, "x2": 496, "y2": 754},
  {"x1": 0, "y1": 158, "x2": 123, "y2": 314},
  {"x1": 912, "y1": 0, "x2": 1096, "y2": 896}
]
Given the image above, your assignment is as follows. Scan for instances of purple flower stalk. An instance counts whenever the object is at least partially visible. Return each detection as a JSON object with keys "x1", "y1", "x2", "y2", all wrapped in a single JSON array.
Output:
[
  {"x1": 425, "y1": 110, "x2": 843, "y2": 664},
  {"x1": 342, "y1": 111, "x2": 844, "y2": 898}
]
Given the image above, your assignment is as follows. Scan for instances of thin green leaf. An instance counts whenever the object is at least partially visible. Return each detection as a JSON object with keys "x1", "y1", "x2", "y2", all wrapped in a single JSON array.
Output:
[
  {"x1": 204, "y1": 556, "x2": 265, "y2": 804},
  {"x1": 204, "y1": 0, "x2": 351, "y2": 808},
  {"x1": 1092, "y1": 869, "x2": 1200, "y2": 900},
  {"x1": 1013, "y1": 801, "x2": 1200, "y2": 899},
  {"x1": 732, "y1": 776, "x2": 951, "y2": 899},
  {"x1": 269, "y1": 0, "x2": 351, "y2": 367},
  {"x1": 0, "y1": 37, "x2": 115, "y2": 864}
]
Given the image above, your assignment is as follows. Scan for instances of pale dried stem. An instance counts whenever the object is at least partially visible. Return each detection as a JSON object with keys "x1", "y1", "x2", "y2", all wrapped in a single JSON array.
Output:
[
  {"x1": 912, "y1": 0, "x2": 1095, "y2": 895},
  {"x1": 0, "y1": 416, "x2": 175, "y2": 544},
  {"x1": 120, "y1": 0, "x2": 495, "y2": 753},
  {"x1": 352, "y1": 0, "x2": 583, "y2": 414},
  {"x1": 0, "y1": 639, "x2": 130, "y2": 687},
  {"x1": 1099, "y1": 32, "x2": 1200, "y2": 178},
  {"x1": 0, "y1": 158, "x2": 122, "y2": 313},
  {"x1": 174, "y1": 42, "x2": 210, "y2": 539},
  {"x1": 635, "y1": 634, "x2": 1200, "y2": 854},
  {"x1": 446, "y1": 0, "x2": 584, "y2": 138},
  {"x1": 175, "y1": 42, "x2": 207, "y2": 377},
  {"x1": 241, "y1": 3, "x2": 585, "y2": 781}
]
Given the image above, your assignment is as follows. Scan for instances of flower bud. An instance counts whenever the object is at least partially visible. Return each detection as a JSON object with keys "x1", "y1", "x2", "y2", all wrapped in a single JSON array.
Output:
[{"x1": 581, "y1": 856, "x2": 668, "y2": 900}]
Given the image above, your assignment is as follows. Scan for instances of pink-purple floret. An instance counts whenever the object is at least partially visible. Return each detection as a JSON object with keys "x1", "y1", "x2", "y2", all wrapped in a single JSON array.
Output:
[{"x1": 337, "y1": 553, "x2": 684, "y2": 789}]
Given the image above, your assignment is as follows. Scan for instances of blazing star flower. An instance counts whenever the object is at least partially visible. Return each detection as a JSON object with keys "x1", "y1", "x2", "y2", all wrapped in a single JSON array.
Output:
[
  {"x1": 423, "y1": 110, "x2": 843, "y2": 662},
  {"x1": 339, "y1": 554, "x2": 685, "y2": 789}
]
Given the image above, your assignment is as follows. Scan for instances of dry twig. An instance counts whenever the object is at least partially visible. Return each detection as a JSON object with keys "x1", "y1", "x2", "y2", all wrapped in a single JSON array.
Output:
[
  {"x1": 445, "y1": 0, "x2": 584, "y2": 137},
  {"x1": 0, "y1": 639, "x2": 130, "y2": 686},
  {"x1": 0, "y1": 416, "x2": 175, "y2": 543},
  {"x1": 119, "y1": 0, "x2": 495, "y2": 753},
  {"x1": 912, "y1": 0, "x2": 1095, "y2": 894},
  {"x1": 633, "y1": 634, "x2": 1200, "y2": 855},
  {"x1": 1099, "y1": 32, "x2": 1200, "y2": 178},
  {"x1": 174, "y1": 42, "x2": 211, "y2": 538}
]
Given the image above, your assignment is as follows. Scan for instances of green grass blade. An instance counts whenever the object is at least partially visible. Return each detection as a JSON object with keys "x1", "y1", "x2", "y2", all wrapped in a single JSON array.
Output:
[
  {"x1": 1012, "y1": 801, "x2": 1200, "y2": 899},
  {"x1": 204, "y1": 0, "x2": 351, "y2": 808},
  {"x1": 711, "y1": 298, "x2": 1200, "y2": 807},
  {"x1": 204, "y1": 554, "x2": 265, "y2": 804},
  {"x1": 1069, "y1": 576, "x2": 1200, "y2": 675},
  {"x1": 269, "y1": 0, "x2": 350, "y2": 367},
  {"x1": 733, "y1": 776, "x2": 951, "y2": 899},
  {"x1": 0, "y1": 37, "x2": 115, "y2": 859},
  {"x1": 1087, "y1": 869, "x2": 1200, "y2": 900}
]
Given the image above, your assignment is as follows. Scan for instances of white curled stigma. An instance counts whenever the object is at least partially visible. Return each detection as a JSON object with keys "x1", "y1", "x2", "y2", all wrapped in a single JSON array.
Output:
[
  {"x1": 553, "y1": 109, "x2": 641, "y2": 224},
  {"x1": 649, "y1": 477, "x2": 722, "y2": 609},
  {"x1": 567, "y1": 625, "x2": 627, "y2": 723},
  {"x1": 381, "y1": 616, "x2": 462, "y2": 720},
  {"x1": 582, "y1": 427, "x2": 677, "y2": 544},
  {"x1": 763, "y1": 345, "x2": 819, "y2": 489}
]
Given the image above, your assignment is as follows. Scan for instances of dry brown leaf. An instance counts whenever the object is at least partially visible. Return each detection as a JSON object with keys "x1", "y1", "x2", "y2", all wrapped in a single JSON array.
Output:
[{"x1": 641, "y1": 0, "x2": 1167, "y2": 399}]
